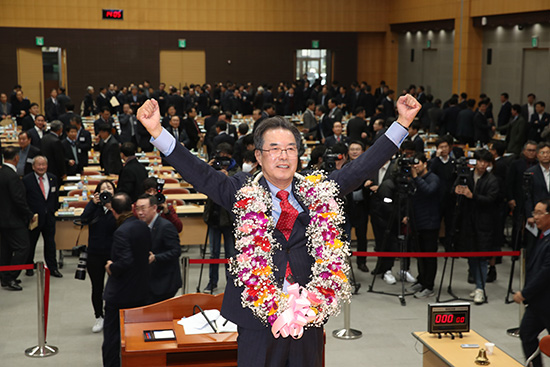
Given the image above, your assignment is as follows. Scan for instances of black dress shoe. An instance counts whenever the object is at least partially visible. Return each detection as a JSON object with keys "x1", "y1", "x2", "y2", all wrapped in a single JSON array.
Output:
[
  {"x1": 357, "y1": 264, "x2": 370, "y2": 273},
  {"x1": 3, "y1": 280, "x2": 23, "y2": 291},
  {"x1": 467, "y1": 273, "x2": 475, "y2": 284},
  {"x1": 51, "y1": 270, "x2": 63, "y2": 278},
  {"x1": 26, "y1": 269, "x2": 34, "y2": 276},
  {"x1": 486, "y1": 266, "x2": 497, "y2": 283}
]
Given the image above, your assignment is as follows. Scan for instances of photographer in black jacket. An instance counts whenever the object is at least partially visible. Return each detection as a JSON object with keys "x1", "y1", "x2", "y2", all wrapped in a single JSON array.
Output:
[
  {"x1": 406, "y1": 153, "x2": 441, "y2": 298},
  {"x1": 453, "y1": 149, "x2": 499, "y2": 305}
]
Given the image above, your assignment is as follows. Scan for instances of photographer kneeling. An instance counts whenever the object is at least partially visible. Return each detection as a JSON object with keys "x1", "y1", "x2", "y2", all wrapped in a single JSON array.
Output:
[
  {"x1": 80, "y1": 179, "x2": 117, "y2": 333},
  {"x1": 405, "y1": 153, "x2": 441, "y2": 298}
]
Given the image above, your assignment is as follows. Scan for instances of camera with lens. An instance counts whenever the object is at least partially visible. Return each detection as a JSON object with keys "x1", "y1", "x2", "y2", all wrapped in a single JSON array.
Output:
[
  {"x1": 392, "y1": 155, "x2": 419, "y2": 194},
  {"x1": 396, "y1": 156, "x2": 419, "y2": 177},
  {"x1": 522, "y1": 171, "x2": 533, "y2": 191},
  {"x1": 74, "y1": 247, "x2": 88, "y2": 280},
  {"x1": 322, "y1": 149, "x2": 344, "y2": 173},
  {"x1": 99, "y1": 191, "x2": 113, "y2": 205},
  {"x1": 212, "y1": 156, "x2": 232, "y2": 170},
  {"x1": 155, "y1": 178, "x2": 166, "y2": 205},
  {"x1": 455, "y1": 156, "x2": 474, "y2": 185}
]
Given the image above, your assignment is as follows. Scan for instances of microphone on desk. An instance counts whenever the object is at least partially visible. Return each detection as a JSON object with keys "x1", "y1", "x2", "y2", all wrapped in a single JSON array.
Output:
[{"x1": 193, "y1": 305, "x2": 219, "y2": 334}]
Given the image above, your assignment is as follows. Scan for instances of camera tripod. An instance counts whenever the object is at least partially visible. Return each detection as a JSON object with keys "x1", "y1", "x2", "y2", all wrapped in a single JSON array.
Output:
[{"x1": 368, "y1": 179, "x2": 418, "y2": 306}]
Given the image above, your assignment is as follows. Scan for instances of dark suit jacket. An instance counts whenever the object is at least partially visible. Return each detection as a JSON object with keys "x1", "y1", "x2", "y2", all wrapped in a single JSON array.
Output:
[
  {"x1": 528, "y1": 112, "x2": 550, "y2": 142},
  {"x1": 320, "y1": 115, "x2": 334, "y2": 139},
  {"x1": 20, "y1": 145, "x2": 42, "y2": 176},
  {"x1": 183, "y1": 117, "x2": 201, "y2": 150},
  {"x1": 136, "y1": 120, "x2": 154, "y2": 152},
  {"x1": 27, "y1": 127, "x2": 44, "y2": 149},
  {"x1": 22, "y1": 172, "x2": 59, "y2": 228},
  {"x1": 44, "y1": 98, "x2": 61, "y2": 121},
  {"x1": 103, "y1": 216, "x2": 151, "y2": 308},
  {"x1": 117, "y1": 157, "x2": 148, "y2": 202},
  {"x1": 0, "y1": 102, "x2": 12, "y2": 117},
  {"x1": 61, "y1": 138, "x2": 84, "y2": 175},
  {"x1": 525, "y1": 164, "x2": 550, "y2": 219},
  {"x1": 167, "y1": 125, "x2": 191, "y2": 147},
  {"x1": 496, "y1": 115, "x2": 527, "y2": 156},
  {"x1": 498, "y1": 101, "x2": 512, "y2": 128},
  {"x1": 58, "y1": 111, "x2": 76, "y2": 130},
  {"x1": 162, "y1": 124, "x2": 403, "y2": 329},
  {"x1": 76, "y1": 128, "x2": 92, "y2": 167},
  {"x1": 346, "y1": 117, "x2": 369, "y2": 144},
  {"x1": 93, "y1": 117, "x2": 115, "y2": 136},
  {"x1": 473, "y1": 111, "x2": 491, "y2": 144},
  {"x1": 0, "y1": 164, "x2": 34, "y2": 229},
  {"x1": 149, "y1": 216, "x2": 182, "y2": 298},
  {"x1": 521, "y1": 233, "x2": 550, "y2": 311},
  {"x1": 409, "y1": 134, "x2": 425, "y2": 153},
  {"x1": 382, "y1": 98, "x2": 395, "y2": 118},
  {"x1": 325, "y1": 134, "x2": 349, "y2": 148},
  {"x1": 21, "y1": 115, "x2": 36, "y2": 132},
  {"x1": 98, "y1": 136, "x2": 122, "y2": 175},
  {"x1": 213, "y1": 132, "x2": 236, "y2": 149},
  {"x1": 118, "y1": 114, "x2": 137, "y2": 143},
  {"x1": 328, "y1": 107, "x2": 343, "y2": 122},
  {"x1": 41, "y1": 132, "x2": 66, "y2": 180}
]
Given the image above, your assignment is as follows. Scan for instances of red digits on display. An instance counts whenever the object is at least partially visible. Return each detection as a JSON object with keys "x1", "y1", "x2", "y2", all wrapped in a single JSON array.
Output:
[{"x1": 435, "y1": 314, "x2": 458, "y2": 324}]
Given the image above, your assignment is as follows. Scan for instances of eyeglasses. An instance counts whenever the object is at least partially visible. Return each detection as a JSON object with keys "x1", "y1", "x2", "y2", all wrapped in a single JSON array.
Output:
[
  {"x1": 531, "y1": 211, "x2": 549, "y2": 217},
  {"x1": 135, "y1": 205, "x2": 151, "y2": 212},
  {"x1": 259, "y1": 146, "x2": 298, "y2": 158}
]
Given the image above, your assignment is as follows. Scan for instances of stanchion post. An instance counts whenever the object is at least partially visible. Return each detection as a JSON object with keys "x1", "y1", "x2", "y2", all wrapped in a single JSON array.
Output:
[
  {"x1": 507, "y1": 248, "x2": 525, "y2": 338},
  {"x1": 181, "y1": 256, "x2": 189, "y2": 295},
  {"x1": 332, "y1": 302, "x2": 362, "y2": 340},
  {"x1": 25, "y1": 262, "x2": 58, "y2": 358}
]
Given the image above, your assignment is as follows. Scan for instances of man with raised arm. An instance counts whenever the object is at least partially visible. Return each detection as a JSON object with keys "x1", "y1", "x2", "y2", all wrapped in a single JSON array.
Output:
[{"x1": 137, "y1": 95, "x2": 420, "y2": 367}]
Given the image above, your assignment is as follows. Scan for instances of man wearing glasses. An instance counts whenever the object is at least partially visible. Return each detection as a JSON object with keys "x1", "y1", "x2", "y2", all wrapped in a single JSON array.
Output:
[
  {"x1": 137, "y1": 95, "x2": 420, "y2": 367},
  {"x1": 514, "y1": 199, "x2": 550, "y2": 367}
]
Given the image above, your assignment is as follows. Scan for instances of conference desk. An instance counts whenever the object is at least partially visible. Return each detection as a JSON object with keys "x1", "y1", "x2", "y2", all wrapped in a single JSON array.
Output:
[
  {"x1": 412, "y1": 330, "x2": 522, "y2": 367},
  {"x1": 120, "y1": 293, "x2": 238, "y2": 367}
]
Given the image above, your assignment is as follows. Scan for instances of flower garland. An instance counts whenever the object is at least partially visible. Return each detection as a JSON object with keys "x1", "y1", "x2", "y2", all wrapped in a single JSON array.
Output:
[{"x1": 229, "y1": 171, "x2": 351, "y2": 339}]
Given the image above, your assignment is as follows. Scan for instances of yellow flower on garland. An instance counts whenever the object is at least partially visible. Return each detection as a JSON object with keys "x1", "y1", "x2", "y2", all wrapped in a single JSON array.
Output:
[
  {"x1": 253, "y1": 266, "x2": 272, "y2": 277},
  {"x1": 326, "y1": 239, "x2": 343, "y2": 249},
  {"x1": 305, "y1": 174, "x2": 322, "y2": 184},
  {"x1": 320, "y1": 212, "x2": 337, "y2": 220}
]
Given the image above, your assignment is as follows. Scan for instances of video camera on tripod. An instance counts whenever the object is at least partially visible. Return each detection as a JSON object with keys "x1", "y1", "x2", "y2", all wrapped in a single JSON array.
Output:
[
  {"x1": 322, "y1": 148, "x2": 345, "y2": 173},
  {"x1": 154, "y1": 178, "x2": 166, "y2": 205},
  {"x1": 393, "y1": 155, "x2": 419, "y2": 195},
  {"x1": 454, "y1": 156, "x2": 476, "y2": 185}
]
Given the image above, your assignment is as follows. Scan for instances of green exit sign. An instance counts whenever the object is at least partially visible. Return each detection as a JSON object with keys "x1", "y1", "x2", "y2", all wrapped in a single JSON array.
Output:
[
  {"x1": 532, "y1": 36, "x2": 538, "y2": 48},
  {"x1": 35, "y1": 36, "x2": 44, "y2": 46},
  {"x1": 178, "y1": 39, "x2": 186, "y2": 49},
  {"x1": 427, "y1": 40, "x2": 432, "y2": 49},
  {"x1": 312, "y1": 40, "x2": 319, "y2": 49}
]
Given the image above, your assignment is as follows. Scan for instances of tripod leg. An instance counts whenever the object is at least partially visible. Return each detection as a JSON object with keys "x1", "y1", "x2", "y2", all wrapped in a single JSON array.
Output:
[
  {"x1": 196, "y1": 226, "x2": 210, "y2": 293},
  {"x1": 436, "y1": 257, "x2": 448, "y2": 302}
]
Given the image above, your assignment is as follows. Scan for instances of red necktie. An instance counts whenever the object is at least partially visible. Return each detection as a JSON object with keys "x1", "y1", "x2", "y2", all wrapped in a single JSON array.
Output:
[
  {"x1": 39, "y1": 176, "x2": 46, "y2": 199},
  {"x1": 276, "y1": 190, "x2": 299, "y2": 282}
]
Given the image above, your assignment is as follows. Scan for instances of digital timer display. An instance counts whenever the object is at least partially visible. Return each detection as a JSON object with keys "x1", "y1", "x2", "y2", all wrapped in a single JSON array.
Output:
[
  {"x1": 428, "y1": 303, "x2": 470, "y2": 334},
  {"x1": 102, "y1": 9, "x2": 124, "y2": 20}
]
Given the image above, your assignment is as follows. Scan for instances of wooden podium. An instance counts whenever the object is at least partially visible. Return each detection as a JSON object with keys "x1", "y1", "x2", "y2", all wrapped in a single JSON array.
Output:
[{"x1": 120, "y1": 293, "x2": 238, "y2": 367}]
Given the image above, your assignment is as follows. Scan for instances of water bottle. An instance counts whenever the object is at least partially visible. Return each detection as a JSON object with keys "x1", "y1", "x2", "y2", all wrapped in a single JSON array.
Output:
[
  {"x1": 82, "y1": 186, "x2": 88, "y2": 201},
  {"x1": 77, "y1": 180, "x2": 83, "y2": 189}
]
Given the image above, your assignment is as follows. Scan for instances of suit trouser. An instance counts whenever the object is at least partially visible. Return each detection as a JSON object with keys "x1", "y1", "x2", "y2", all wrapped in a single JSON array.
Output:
[
  {"x1": 371, "y1": 215, "x2": 396, "y2": 274},
  {"x1": 0, "y1": 227, "x2": 30, "y2": 282},
  {"x1": 87, "y1": 252, "x2": 109, "y2": 318},
  {"x1": 236, "y1": 325, "x2": 323, "y2": 367},
  {"x1": 27, "y1": 216, "x2": 58, "y2": 271},
  {"x1": 208, "y1": 226, "x2": 235, "y2": 287},
  {"x1": 519, "y1": 305, "x2": 550, "y2": 367},
  {"x1": 415, "y1": 229, "x2": 439, "y2": 291}
]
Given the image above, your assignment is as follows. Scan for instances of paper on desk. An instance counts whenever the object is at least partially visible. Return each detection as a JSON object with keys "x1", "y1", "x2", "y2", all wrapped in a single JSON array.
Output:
[
  {"x1": 525, "y1": 222, "x2": 538, "y2": 237},
  {"x1": 177, "y1": 309, "x2": 238, "y2": 334}
]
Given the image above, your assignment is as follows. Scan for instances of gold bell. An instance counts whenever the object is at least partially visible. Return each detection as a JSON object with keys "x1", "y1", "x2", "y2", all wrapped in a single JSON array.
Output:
[{"x1": 475, "y1": 348, "x2": 490, "y2": 365}]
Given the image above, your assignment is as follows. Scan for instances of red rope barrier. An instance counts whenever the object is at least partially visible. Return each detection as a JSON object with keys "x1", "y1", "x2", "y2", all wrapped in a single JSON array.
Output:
[
  {"x1": 187, "y1": 251, "x2": 520, "y2": 264},
  {"x1": 0, "y1": 264, "x2": 35, "y2": 272}
]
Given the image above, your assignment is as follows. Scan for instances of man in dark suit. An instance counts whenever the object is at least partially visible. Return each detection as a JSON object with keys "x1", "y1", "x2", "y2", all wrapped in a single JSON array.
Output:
[
  {"x1": 135, "y1": 194, "x2": 182, "y2": 304},
  {"x1": 302, "y1": 99, "x2": 318, "y2": 141},
  {"x1": 497, "y1": 93, "x2": 512, "y2": 128},
  {"x1": 23, "y1": 155, "x2": 62, "y2": 278},
  {"x1": 27, "y1": 114, "x2": 47, "y2": 149},
  {"x1": 327, "y1": 98, "x2": 343, "y2": 123},
  {"x1": 183, "y1": 107, "x2": 202, "y2": 151},
  {"x1": 137, "y1": 94, "x2": 420, "y2": 367},
  {"x1": 17, "y1": 131, "x2": 41, "y2": 177},
  {"x1": 126, "y1": 85, "x2": 146, "y2": 112},
  {"x1": 525, "y1": 143, "x2": 550, "y2": 252},
  {"x1": 0, "y1": 92, "x2": 12, "y2": 119},
  {"x1": 40, "y1": 120, "x2": 66, "y2": 182},
  {"x1": 406, "y1": 120, "x2": 424, "y2": 153},
  {"x1": 118, "y1": 103, "x2": 137, "y2": 144},
  {"x1": 117, "y1": 142, "x2": 148, "y2": 202},
  {"x1": 528, "y1": 101, "x2": 550, "y2": 143},
  {"x1": 0, "y1": 147, "x2": 36, "y2": 291},
  {"x1": 496, "y1": 104, "x2": 527, "y2": 156},
  {"x1": 61, "y1": 125, "x2": 84, "y2": 176},
  {"x1": 44, "y1": 88, "x2": 62, "y2": 122},
  {"x1": 96, "y1": 124, "x2": 122, "y2": 175},
  {"x1": 253, "y1": 103, "x2": 276, "y2": 132},
  {"x1": 166, "y1": 115, "x2": 191, "y2": 147},
  {"x1": 12, "y1": 90, "x2": 30, "y2": 127},
  {"x1": 316, "y1": 86, "x2": 330, "y2": 107},
  {"x1": 316, "y1": 104, "x2": 333, "y2": 142},
  {"x1": 324, "y1": 121, "x2": 349, "y2": 148},
  {"x1": 93, "y1": 107, "x2": 115, "y2": 136},
  {"x1": 346, "y1": 107, "x2": 370, "y2": 145},
  {"x1": 372, "y1": 118, "x2": 387, "y2": 144},
  {"x1": 21, "y1": 103, "x2": 40, "y2": 132},
  {"x1": 455, "y1": 99, "x2": 476, "y2": 145},
  {"x1": 58, "y1": 103, "x2": 76, "y2": 131},
  {"x1": 473, "y1": 100, "x2": 492, "y2": 145},
  {"x1": 96, "y1": 87, "x2": 109, "y2": 112},
  {"x1": 350, "y1": 83, "x2": 367, "y2": 113},
  {"x1": 103, "y1": 193, "x2": 151, "y2": 367},
  {"x1": 212, "y1": 121, "x2": 236, "y2": 148},
  {"x1": 521, "y1": 93, "x2": 536, "y2": 123},
  {"x1": 514, "y1": 198, "x2": 550, "y2": 367},
  {"x1": 382, "y1": 90, "x2": 396, "y2": 119},
  {"x1": 72, "y1": 115, "x2": 92, "y2": 167},
  {"x1": 440, "y1": 97, "x2": 460, "y2": 137}
]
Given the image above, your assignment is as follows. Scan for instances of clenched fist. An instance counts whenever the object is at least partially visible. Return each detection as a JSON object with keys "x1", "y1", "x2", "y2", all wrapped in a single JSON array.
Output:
[
  {"x1": 396, "y1": 94, "x2": 421, "y2": 128},
  {"x1": 137, "y1": 99, "x2": 163, "y2": 139}
]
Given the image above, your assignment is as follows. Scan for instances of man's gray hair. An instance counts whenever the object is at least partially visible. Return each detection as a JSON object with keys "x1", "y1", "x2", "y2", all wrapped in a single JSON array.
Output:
[{"x1": 32, "y1": 155, "x2": 48, "y2": 165}]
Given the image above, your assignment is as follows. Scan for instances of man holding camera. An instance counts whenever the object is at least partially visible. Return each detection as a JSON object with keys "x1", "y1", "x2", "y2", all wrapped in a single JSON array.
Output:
[
  {"x1": 142, "y1": 177, "x2": 183, "y2": 233},
  {"x1": 103, "y1": 192, "x2": 151, "y2": 367},
  {"x1": 135, "y1": 194, "x2": 182, "y2": 304},
  {"x1": 202, "y1": 142, "x2": 238, "y2": 293},
  {"x1": 453, "y1": 149, "x2": 499, "y2": 304}
]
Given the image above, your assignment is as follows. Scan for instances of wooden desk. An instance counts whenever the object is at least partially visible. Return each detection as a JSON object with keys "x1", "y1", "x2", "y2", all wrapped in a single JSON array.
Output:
[
  {"x1": 120, "y1": 293, "x2": 238, "y2": 367},
  {"x1": 412, "y1": 330, "x2": 522, "y2": 367}
]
